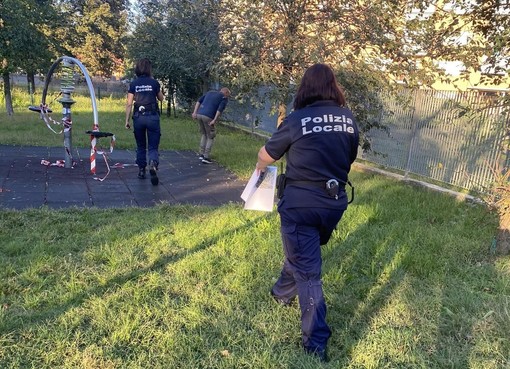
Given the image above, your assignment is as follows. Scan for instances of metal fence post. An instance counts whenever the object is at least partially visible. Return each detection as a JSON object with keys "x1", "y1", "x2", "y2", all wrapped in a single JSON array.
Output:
[
  {"x1": 502, "y1": 114, "x2": 510, "y2": 172},
  {"x1": 404, "y1": 90, "x2": 419, "y2": 179}
]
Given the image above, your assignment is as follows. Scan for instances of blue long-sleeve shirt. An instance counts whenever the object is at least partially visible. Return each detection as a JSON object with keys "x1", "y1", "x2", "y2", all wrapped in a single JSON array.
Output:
[{"x1": 197, "y1": 90, "x2": 229, "y2": 119}]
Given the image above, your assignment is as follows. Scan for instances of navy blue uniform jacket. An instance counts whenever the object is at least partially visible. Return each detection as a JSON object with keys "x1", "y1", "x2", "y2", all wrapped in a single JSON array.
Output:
[
  {"x1": 265, "y1": 100, "x2": 359, "y2": 210},
  {"x1": 128, "y1": 76, "x2": 161, "y2": 112}
]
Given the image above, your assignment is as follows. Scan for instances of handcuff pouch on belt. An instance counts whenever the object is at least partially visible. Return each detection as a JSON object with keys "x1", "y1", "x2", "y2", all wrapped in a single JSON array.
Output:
[
  {"x1": 326, "y1": 178, "x2": 355, "y2": 203},
  {"x1": 326, "y1": 179, "x2": 340, "y2": 199}
]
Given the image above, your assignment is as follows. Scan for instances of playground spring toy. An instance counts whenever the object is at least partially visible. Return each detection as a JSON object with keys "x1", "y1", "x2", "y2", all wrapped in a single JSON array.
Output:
[{"x1": 29, "y1": 56, "x2": 116, "y2": 181}]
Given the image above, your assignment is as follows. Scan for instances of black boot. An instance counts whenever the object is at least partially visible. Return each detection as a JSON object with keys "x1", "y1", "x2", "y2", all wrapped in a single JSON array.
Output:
[
  {"x1": 149, "y1": 160, "x2": 159, "y2": 186},
  {"x1": 138, "y1": 167, "x2": 146, "y2": 179}
]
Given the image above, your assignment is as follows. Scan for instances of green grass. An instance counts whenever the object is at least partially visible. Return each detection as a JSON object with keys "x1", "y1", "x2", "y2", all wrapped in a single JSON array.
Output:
[{"x1": 1, "y1": 90, "x2": 509, "y2": 368}]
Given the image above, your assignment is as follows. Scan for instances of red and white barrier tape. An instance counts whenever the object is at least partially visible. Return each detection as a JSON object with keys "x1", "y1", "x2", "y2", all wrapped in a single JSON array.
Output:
[
  {"x1": 89, "y1": 125, "x2": 116, "y2": 181},
  {"x1": 41, "y1": 159, "x2": 69, "y2": 167}
]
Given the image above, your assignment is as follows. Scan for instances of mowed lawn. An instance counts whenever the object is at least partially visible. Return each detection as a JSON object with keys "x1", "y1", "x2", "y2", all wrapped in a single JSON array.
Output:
[{"x1": 0, "y1": 90, "x2": 509, "y2": 368}]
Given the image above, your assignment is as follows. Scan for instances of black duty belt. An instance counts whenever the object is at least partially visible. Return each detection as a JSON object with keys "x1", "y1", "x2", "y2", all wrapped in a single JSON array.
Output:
[
  {"x1": 135, "y1": 103, "x2": 159, "y2": 113},
  {"x1": 136, "y1": 111, "x2": 159, "y2": 115},
  {"x1": 285, "y1": 178, "x2": 354, "y2": 203},
  {"x1": 286, "y1": 179, "x2": 345, "y2": 190}
]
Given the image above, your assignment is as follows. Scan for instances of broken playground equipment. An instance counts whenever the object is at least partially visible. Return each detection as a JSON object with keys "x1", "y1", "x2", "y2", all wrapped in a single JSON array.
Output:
[{"x1": 28, "y1": 56, "x2": 116, "y2": 181}]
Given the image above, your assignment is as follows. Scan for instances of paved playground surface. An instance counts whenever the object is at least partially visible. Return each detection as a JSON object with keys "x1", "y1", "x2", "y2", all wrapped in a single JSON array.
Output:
[{"x1": 0, "y1": 145, "x2": 246, "y2": 210}]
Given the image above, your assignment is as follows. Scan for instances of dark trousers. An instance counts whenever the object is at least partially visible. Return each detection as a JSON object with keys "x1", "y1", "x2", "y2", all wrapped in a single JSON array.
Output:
[
  {"x1": 273, "y1": 207, "x2": 345, "y2": 352},
  {"x1": 133, "y1": 112, "x2": 161, "y2": 168}
]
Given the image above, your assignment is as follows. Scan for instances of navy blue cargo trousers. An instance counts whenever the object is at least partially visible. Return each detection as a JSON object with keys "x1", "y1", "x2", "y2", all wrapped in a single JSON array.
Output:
[
  {"x1": 272, "y1": 206, "x2": 344, "y2": 352},
  {"x1": 133, "y1": 111, "x2": 161, "y2": 169}
]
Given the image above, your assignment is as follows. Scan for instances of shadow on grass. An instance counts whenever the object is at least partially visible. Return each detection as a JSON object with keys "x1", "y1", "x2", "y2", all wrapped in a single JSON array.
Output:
[
  {"x1": 0, "y1": 207, "x2": 271, "y2": 333},
  {"x1": 320, "y1": 174, "x2": 505, "y2": 367}
]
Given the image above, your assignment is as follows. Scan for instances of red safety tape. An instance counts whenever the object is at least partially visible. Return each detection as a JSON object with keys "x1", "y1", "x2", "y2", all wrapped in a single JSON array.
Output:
[
  {"x1": 40, "y1": 159, "x2": 71, "y2": 167},
  {"x1": 89, "y1": 124, "x2": 116, "y2": 181}
]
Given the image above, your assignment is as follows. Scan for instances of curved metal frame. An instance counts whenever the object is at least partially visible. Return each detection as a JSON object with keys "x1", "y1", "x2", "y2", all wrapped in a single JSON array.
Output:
[
  {"x1": 41, "y1": 56, "x2": 99, "y2": 126},
  {"x1": 31, "y1": 56, "x2": 115, "y2": 180}
]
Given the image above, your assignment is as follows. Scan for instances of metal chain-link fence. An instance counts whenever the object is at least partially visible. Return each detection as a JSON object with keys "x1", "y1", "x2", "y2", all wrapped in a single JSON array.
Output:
[
  {"x1": 8, "y1": 74, "x2": 128, "y2": 99},
  {"x1": 360, "y1": 89, "x2": 509, "y2": 191},
  {"x1": 224, "y1": 88, "x2": 509, "y2": 192}
]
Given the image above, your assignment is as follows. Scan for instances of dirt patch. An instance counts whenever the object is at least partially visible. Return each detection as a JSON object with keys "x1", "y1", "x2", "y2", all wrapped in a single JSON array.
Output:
[{"x1": 496, "y1": 228, "x2": 510, "y2": 255}]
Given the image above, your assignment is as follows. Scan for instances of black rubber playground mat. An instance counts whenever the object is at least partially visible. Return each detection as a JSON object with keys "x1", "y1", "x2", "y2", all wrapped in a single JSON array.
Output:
[{"x1": 0, "y1": 145, "x2": 245, "y2": 209}]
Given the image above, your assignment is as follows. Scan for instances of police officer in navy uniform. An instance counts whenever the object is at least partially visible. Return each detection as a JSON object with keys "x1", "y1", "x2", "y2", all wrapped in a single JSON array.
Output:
[
  {"x1": 255, "y1": 63, "x2": 359, "y2": 362},
  {"x1": 125, "y1": 58, "x2": 164, "y2": 185}
]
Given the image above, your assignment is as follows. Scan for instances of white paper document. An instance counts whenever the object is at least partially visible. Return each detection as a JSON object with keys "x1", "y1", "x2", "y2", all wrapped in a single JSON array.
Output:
[{"x1": 241, "y1": 165, "x2": 277, "y2": 212}]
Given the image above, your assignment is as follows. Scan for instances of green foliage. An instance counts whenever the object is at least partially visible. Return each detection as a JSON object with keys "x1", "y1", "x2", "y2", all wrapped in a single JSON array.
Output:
[
  {"x1": 0, "y1": 0, "x2": 59, "y2": 114},
  {"x1": 6, "y1": 0, "x2": 510, "y2": 122},
  {"x1": 61, "y1": 0, "x2": 128, "y2": 77},
  {"x1": 127, "y1": 0, "x2": 222, "y2": 109},
  {"x1": 0, "y1": 0, "x2": 54, "y2": 74},
  {"x1": 335, "y1": 65, "x2": 390, "y2": 152},
  {"x1": 215, "y1": 0, "x2": 510, "y2": 130},
  {"x1": 405, "y1": 0, "x2": 509, "y2": 88}
]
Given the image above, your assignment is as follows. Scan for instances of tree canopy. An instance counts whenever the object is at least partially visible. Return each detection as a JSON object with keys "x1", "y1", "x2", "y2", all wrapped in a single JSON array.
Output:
[
  {"x1": 59, "y1": 0, "x2": 128, "y2": 77},
  {"x1": 0, "y1": 0, "x2": 57, "y2": 115},
  {"x1": 127, "y1": 0, "x2": 222, "y2": 113},
  {"x1": 2, "y1": 0, "x2": 509, "y2": 120}
]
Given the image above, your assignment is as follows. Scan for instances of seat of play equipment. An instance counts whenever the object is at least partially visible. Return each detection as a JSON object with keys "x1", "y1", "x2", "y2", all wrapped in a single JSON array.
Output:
[
  {"x1": 28, "y1": 105, "x2": 53, "y2": 113},
  {"x1": 86, "y1": 130, "x2": 114, "y2": 138}
]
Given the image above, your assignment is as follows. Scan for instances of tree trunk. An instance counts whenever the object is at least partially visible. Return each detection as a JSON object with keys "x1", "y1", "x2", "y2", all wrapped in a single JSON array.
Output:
[
  {"x1": 171, "y1": 86, "x2": 176, "y2": 118},
  {"x1": 27, "y1": 71, "x2": 36, "y2": 94},
  {"x1": 277, "y1": 63, "x2": 294, "y2": 127},
  {"x1": 166, "y1": 80, "x2": 173, "y2": 117},
  {"x1": 2, "y1": 72, "x2": 14, "y2": 116}
]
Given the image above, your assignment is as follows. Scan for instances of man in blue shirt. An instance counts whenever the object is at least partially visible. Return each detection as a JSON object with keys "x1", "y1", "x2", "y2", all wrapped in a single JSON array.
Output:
[{"x1": 191, "y1": 87, "x2": 230, "y2": 164}]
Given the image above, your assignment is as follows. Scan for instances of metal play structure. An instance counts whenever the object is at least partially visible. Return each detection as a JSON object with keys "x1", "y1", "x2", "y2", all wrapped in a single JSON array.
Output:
[{"x1": 29, "y1": 56, "x2": 116, "y2": 181}]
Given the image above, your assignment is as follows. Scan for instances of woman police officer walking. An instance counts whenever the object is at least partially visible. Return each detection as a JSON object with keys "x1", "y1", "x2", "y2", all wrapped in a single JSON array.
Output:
[
  {"x1": 125, "y1": 58, "x2": 165, "y2": 185},
  {"x1": 255, "y1": 63, "x2": 359, "y2": 362}
]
